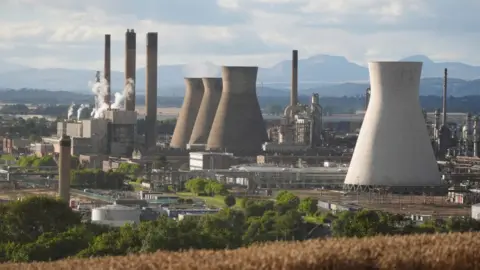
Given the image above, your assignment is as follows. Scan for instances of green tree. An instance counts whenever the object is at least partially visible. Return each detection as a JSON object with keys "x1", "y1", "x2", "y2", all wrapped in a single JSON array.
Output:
[
  {"x1": 1, "y1": 196, "x2": 81, "y2": 243},
  {"x1": 224, "y1": 195, "x2": 236, "y2": 207},
  {"x1": 185, "y1": 178, "x2": 208, "y2": 195},
  {"x1": 298, "y1": 197, "x2": 318, "y2": 216}
]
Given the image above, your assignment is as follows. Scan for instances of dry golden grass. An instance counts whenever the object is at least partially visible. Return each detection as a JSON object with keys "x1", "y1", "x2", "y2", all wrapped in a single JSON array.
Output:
[{"x1": 2, "y1": 232, "x2": 480, "y2": 270}]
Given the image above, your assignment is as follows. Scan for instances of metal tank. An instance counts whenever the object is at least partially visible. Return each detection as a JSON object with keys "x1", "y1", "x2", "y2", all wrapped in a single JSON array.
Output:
[
  {"x1": 58, "y1": 134, "x2": 71, "y2": 202},
  {"x1": 189, "y1": 78, "x2": 222, "y2": 145},
  {"x1": 344, "y1": 62, "x2": 441, "y2": 189},
  {"x1": 170, "y1": 78, "x2": 204, "y2": 149},
  {"x1": 206, "y1": 66, "x2": 268, "y2": 155},
  {"x1": 91, "y1": 204, "x2": 141, "y2": 223}
]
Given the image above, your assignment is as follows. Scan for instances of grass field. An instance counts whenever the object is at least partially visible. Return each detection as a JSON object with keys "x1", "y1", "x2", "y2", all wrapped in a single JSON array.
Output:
[
  {"x1": 176, "y1": 192, "x2": 227, "y2": 208},
  {"x1": 4, "y1": 232, "x2": 480, "y2": 269}
]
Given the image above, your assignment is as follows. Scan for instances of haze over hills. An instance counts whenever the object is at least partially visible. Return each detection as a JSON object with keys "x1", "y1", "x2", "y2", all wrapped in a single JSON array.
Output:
[{"x1": 0, "y1": 55, "x2": 480, "y2": 97}]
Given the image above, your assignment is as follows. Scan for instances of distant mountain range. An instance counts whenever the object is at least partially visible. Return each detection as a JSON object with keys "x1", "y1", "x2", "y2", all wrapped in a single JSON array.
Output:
[{"x1": 1, "y1": 54, "x2": 480, "y2": 96}]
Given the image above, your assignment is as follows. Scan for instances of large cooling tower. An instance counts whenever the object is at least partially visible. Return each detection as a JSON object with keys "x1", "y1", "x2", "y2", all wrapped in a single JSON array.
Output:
[
  {"x1": 189, "y1": 78, "x2": 222, "y2": 145},
  {"x1": 170, "y1": 78, "x2": 204, "y2": 149},
  {"x1": 344, "y1": 62, "x2": 441, "y2": 188},
  {"x1": 206, "y1": 66, "x2": 268, "y2": 155}
]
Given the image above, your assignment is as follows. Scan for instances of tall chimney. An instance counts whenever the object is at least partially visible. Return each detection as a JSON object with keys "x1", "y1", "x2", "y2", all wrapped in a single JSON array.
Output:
[
  {"x1": 58, "y1": 134, "x2": 71, "y2": 202},
  {"x1": 291, "y1": 50, "x2": 298, "y2": 107},
  {"x1": 104, "y1": 34, "x2": 111, "y2": 109},
  {"x1": 145, "y1": 32, "x2": 158, "y2": 149},
  {"x1": 442, "y1": 68, "x2": 447, "y2": 126},
  {"x1": 124, "y1": 29, "x2": 136, "y2": 111}
]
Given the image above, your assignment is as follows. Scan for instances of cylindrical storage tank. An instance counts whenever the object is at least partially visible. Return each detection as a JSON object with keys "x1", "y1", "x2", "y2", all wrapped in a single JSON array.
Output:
[
  {"x1": 170, "y1": 78, "x2": 204, "y2": 149},
  {"x1": 206, "y1": 66, "x2": 268, "y2": 155},
  {"x1": 189, "y1": 78, "x2": 222, "y2": 145},
  {"x1": 344, "y1": 62, "x2": 441, "y2": 188},
  {"x1": 91, "y1": 204, "x2": 141, "y2": 223}
]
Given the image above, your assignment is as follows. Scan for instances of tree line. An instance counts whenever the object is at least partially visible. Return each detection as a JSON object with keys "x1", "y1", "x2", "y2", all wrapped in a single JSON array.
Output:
[{"x1": 1, "y1": 190, "x2": 480, "y2": 263}]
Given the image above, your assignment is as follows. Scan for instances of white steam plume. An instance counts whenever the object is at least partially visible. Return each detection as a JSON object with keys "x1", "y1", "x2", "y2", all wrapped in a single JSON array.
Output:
[
  {"x1": 89, "y1": 74, "x2": 110, "y2": 119},
  {"x1": 182, "y1": 62, "x2": 219, "y2": 78},
  {"x1": 111, "y1": 78, "x2": 134, "y2": 109},
  {"x1": 67, "y1": 103, "x2": 75, "y2": 120},
  {"x1": 76, "y1": 104, "x2": 87, "y2": 120}
]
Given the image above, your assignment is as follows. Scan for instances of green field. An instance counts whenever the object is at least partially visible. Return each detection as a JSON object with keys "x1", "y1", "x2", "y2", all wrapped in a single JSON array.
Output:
[{"x1": 176, "y1": 192, "x2": 227, "y2": 209}]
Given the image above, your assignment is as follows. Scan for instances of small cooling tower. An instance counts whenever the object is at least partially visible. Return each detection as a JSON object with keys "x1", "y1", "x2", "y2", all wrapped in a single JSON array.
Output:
[
  {"x1": 170, "y1": 78, "x2": 204, "y2": 149},
  {"x1": 344, "y1": 62, "x2": 441, "y2": 189},
  {"x1": 206, "y1": 66, "x2": 268, "y2": 155},
  {"x1": 189, "y1": 78, "x2": 222, "y2": 145}
]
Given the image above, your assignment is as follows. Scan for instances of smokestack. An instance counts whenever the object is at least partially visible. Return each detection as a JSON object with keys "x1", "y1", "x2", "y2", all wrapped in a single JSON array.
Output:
[
  {"x1": 442, "y1": 68, "x2": 447, "y2": 126},
  {"x1": 124, "y1": 29, "x2": 136, "y2": 111},
  {"x1": 58, "y1": 134, "x2": 71, "y2": 202},
  {"x1": 189, "y1": 78, "x2": 222, "y2": 145},
  {"x1": 344, "y1": 62, "x2": 441, "y2": 189},
  {"x1": 291, "y1": 50, "x2": 298, "y2": 107},
  {"x1": 170, "y1": 78, "x2": 204, "y2": 149},
  {"x1": 104, "y1": 34, "x2": 111, "y2": 109},
  {"x1": 206, "y1": 66, "x2": 268, "y2": 155},
  {"x1": 145, "y1": 32, "x2": 158, "y2": 150}
]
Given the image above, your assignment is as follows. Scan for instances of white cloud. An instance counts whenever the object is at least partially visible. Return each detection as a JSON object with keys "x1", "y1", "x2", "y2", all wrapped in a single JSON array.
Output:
[{"x1": 0, "y1": 0, "x2": 479, "y2": 71}]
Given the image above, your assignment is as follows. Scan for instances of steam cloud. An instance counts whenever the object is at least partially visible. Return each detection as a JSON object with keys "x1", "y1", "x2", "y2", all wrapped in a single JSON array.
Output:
[
  {"x1": 182, "y1": 62, "x2": 220, "y2": 78},
  {"x1": 67, "y1": 103, "x2": 75, "y2": 120},
  {"x1": 86, "y1": 74, "x2": 134, "y2": 119}
]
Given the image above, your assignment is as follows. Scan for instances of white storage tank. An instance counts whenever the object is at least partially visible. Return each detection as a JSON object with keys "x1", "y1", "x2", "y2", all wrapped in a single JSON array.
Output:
[
  {"x1": 91, "y1": 204, "x2": 141, "y2": 224},
  {"x1": 472, "y1": 203, "x2": 480, "y2": 220}
]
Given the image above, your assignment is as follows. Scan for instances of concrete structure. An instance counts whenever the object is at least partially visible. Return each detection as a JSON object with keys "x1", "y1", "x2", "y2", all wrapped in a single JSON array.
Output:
[
  {"x1": 206, "y1": 66, "x2": 268, "y2": 155},
  {"x1": 104, "y1": 34, "x2": 111, "y2": 108},
  {"x1": 58, "y1": 134, "x2": 71, "y2": 202},
  {"x1": 344, "y1": 62, "x2": 441, "y2": 190},
  {"x1": 170, "y1": 78, "x2": 204, "y2": 149},
  {"x1": 105, "y1": 110, "x2": 137, "y2": 156},
  {"x1": 189, "y1": 152, "x2": 235, "y2": 171},
  {"x1": 145, "y1": 32, "x2": 158, "y2": 150},
  {"x1": 291, "y1": 50, "x2": 298, "y2": 107},
  {"x1": 189, "y1": 78, "x2": 222, "y2": 145},
  {"x1": 124, "y1": 29, "x2": 136, "y2": 111}
]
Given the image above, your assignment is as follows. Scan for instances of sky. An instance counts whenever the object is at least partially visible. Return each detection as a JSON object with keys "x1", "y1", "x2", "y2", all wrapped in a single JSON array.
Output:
[{"x1": 0, "y1": 0, "x2": 479, "y2": 71}]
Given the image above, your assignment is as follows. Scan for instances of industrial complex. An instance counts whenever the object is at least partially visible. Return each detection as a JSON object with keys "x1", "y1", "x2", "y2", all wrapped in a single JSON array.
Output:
[{"x1": 2, "y1": 28, "x2": 480, "y2": 227}]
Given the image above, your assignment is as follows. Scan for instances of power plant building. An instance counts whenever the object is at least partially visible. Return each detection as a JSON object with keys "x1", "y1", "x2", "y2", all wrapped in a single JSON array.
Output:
[
  {"x1": 170, "y1": 78, "x2": 204, "y2": 149},
  {"x1": 189, "y1": 78, "x2": 222, "y2": 145},
  {"x1": 344, "y1": 62, "x2": 441, "y2": 190},
  {"x1": 206, "y1": 66, "x2": 268, "y2": 155}
]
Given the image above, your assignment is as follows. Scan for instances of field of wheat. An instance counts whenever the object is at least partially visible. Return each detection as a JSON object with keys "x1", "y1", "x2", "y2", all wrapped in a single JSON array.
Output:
[{"x1": 1, "y1": 232, "x2": 479, "y2": 270}]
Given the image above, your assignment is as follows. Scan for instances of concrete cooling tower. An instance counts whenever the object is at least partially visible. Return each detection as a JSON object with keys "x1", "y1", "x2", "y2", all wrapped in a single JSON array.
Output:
[
  {"x1": 344, "y1": 62, "x2": 441, "y2": 190},
  {"x1": 206, "y1": 66, "x2": 268, "y2": 155},
  {"x1": 170, "y1": 78, "x2": 204, "y2": 149},
  {"x1": 189, "y1": 78, "x2": 222, "y2": 145}
]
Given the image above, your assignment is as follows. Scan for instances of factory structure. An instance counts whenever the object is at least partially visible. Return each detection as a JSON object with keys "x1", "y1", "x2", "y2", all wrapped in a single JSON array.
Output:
[{"x1": 45, "y1": 29, "x2": 158, "y2": 158}]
